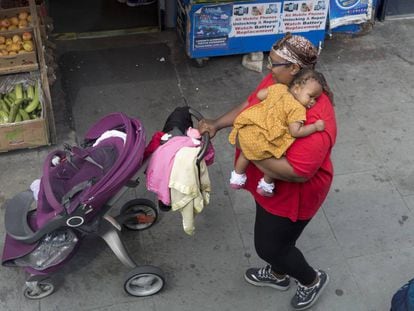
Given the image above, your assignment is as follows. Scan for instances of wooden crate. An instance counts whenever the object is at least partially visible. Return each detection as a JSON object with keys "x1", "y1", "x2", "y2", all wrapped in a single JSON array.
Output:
[
  {"x1": 29, "y1": 0, "x2": 56, "y2": 144},
  {"x1": 0, "y1": 5, "x2": 45, "y2": 30},
  {"x1": 0, "y1": 114, "x2": 48, "y2": 152},
  {"x1": 0, "y1": 0, "x2": 43, "y2": 9},
  {"x1": 0, "y1": 29, "x2": 38, "y2": 74},
  {"x1": 0, "y1": 52, "x2": 37, "y2": 74},
  {"x1": 0, "y1": 4, "x2": 48, "y2": 43},
  {"x1": 0, "y1": 78, "x2": 49, "y2": 152}
]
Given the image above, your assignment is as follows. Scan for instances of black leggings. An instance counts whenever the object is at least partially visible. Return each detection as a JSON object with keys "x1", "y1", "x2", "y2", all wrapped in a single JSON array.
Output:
[{"x1": 254, "y1": 201, "x2": 317, "y2": 285}]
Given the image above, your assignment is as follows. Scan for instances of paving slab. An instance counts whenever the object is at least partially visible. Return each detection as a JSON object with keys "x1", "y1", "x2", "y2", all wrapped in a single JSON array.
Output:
[
  {"x1": 348, "y1": 247, "x2": 414, "y2": 311},
  {"x1": 324, "y1": 171, "x2": 414, "y2": 258}
]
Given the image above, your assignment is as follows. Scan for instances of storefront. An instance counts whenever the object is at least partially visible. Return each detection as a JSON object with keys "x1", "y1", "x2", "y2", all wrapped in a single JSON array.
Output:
[
  {"x1": 48, "y1": 0, "x2": 160, "y2": 38},
  {"x1": 376, "y1": 0, "x2": 414, "y2": 20}
]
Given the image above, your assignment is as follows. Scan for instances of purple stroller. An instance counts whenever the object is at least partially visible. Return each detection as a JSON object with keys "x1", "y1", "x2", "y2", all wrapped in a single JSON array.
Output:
[{"x1": 2, "y1": 112, "x2": 166, "y2": 299}]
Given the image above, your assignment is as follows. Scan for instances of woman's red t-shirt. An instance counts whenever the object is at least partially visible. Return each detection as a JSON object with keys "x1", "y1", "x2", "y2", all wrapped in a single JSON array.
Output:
[{"x1": 237, "y1": 73, "x2": 337, "y2": 221}]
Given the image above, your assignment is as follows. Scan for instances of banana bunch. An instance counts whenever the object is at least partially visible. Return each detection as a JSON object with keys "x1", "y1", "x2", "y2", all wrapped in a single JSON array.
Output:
[{"x1": 0, "y1": 83, "x2": 41, "y2": 124}]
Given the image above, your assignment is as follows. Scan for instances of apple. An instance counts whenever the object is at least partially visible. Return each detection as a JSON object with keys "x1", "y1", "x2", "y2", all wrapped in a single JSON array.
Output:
[
  {"x1": 9, "y1": 17, "x2": 19, "y2": 26},
  {"x1": 18, "y1": 19, "x2": 28, "y2": 28},
  {"x1": 22, "y1": 32, "x2": 32, "y2": 41},
  {"x1": 0, "y1": 19, "x2": 10, "y2": 28},
  {"x1": 18, "y1": 12, "x2": 29, "y2": 20}
]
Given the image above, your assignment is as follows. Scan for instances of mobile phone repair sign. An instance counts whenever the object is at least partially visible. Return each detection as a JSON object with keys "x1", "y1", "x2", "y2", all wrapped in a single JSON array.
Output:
[
  {"x1": 329, "y1": 0, "x2": 373, "y2": 28},
  {"x1": 230, "y1": 2, "x2": 282, "y2": 37},
  {"x1": 280, "y1": 0, "x2": 329, "y2": 33}
]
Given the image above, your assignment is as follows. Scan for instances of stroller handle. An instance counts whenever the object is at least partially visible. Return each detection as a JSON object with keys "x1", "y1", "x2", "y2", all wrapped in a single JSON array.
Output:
[{"x1": 188, "y1": 107, "x2": 210, "y2": 165}]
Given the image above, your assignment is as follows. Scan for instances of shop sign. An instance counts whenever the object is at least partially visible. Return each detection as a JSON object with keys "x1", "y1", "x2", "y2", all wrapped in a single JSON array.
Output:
[
  {"x1": 230, "y1": 2, "x2": 282, "y2": 37},
  {"x1": 280, "y1": 0, "x2": 329, "y2": 33},
  {"x1": 329, "y1": 0, "x2": 373, "y2": 28},
  {"x1": 193, "y1": 4, "x2": 233, "y2": 50},
  {"x1": 191, "y1": 0, "x2": 329, "y2": 51}
]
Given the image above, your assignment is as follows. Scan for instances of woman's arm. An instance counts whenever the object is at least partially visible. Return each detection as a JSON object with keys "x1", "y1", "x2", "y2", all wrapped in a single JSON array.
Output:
[
  {"x1": 198, "y1": 100, "x2": 249, "y2": 138},
  {"x1": 234, "y1": 136, "x2": 306, "y2": 182},
  {"x1": 253, "y1": 157, "x2": 308, "y2": 182},
  {"x1": 252, "y1": 130, "x2": 332, "y2": 183}
]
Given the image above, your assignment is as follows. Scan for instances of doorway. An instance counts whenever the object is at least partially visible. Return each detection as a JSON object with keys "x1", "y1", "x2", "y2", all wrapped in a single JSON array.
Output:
[
  {"x1": 48, "y1": 0, "x2": 159, "y2": 35},
  {"x1": 377, "y1": 0, "x2": 414, "y2": 20}
]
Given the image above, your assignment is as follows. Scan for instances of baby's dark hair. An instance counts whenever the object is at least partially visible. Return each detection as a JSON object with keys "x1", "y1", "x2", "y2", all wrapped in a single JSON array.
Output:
[{"x1": 289, "y1": 68, "x2": 335, "y2": 105}]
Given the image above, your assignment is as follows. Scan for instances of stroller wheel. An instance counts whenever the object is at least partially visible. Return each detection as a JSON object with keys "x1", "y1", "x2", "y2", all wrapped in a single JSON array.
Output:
[
  {"x1": 120, "y1": 199, "x2": 158, "y2": 231},
  {"x1": 124, "y1": 265, "x2": 165, "y2": 297},
  {"x1": 23, "y1": 279, "x2": 55, "y2": 299}
]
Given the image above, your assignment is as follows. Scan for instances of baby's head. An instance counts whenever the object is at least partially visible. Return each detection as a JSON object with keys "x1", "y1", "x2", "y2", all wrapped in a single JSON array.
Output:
[{"x1": 289, "y1": 69, "x2": 325, "y2": 108}]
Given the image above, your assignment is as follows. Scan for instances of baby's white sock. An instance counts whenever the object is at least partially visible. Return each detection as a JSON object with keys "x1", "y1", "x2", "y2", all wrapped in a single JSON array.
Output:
[
  {"x1": 230, "y1": 170, "x2": 247, "y2": 185},
  {"x1": 258, "y1": 178, "x2": 275, "y2": 192}
]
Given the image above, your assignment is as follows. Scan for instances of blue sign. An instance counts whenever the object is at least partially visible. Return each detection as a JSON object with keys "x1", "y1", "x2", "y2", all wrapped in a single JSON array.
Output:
[
  {"x1": 335, "y1": 0, "x2": 360, "y2": 9},
  {"x1": 193, "y1": 4, "x2": 233, "y2": 50},
  {"x1": 329, "y1": 0, "x2": 372, "y2": 28}
]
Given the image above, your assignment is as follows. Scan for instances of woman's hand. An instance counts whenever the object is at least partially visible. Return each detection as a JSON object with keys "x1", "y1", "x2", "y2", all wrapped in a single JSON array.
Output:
[
  {"x1": 314, "y1": 119, "x2": 325, "y2": 131},
  {"x1": 198, "y1": 119, "x2": 219, "y2": 138}
]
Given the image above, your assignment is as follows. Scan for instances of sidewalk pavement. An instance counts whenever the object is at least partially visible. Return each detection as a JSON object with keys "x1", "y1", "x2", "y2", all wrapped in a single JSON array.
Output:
[{"x1": 1, "y1": 18, "x2": 414, "y2": 311}]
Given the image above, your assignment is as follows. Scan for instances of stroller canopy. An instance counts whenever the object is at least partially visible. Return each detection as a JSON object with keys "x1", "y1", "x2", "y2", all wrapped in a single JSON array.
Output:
[{"x1": 38, "y1": 112, "x2": 146, "y2": 228}]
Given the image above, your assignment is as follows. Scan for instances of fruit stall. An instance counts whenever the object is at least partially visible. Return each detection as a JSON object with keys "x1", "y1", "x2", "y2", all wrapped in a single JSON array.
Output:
[{"x1": 0, "y1": 0, "x2": 56, "y2": 152}]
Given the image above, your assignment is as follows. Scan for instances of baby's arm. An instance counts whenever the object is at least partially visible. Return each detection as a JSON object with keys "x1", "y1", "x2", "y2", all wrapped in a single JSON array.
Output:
[
  {"x1": 257, "y1": 88, "x2": 268, "y2": 101},
  {"x1": 289, "y1": 120, "x2": 325, "y2": 138}
]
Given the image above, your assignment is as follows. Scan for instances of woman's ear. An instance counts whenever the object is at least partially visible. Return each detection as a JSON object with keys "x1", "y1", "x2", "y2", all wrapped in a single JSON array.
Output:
[{"x1": 290, "y1": 63, "x2": 301, "y2": 75}]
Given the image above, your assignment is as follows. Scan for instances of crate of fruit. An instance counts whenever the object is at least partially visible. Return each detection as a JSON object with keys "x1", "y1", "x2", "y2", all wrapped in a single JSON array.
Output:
[
  {"x1": 0, "y1": 8, "x2": 32, "y2": 32},
  {"x1": 0, "y1": 6, "x2": 45, "y2": 31},
  {"x1": 0, "y1": 4, "x2": 49, "y2": 42},
  {"x1": 0, "y1": 29, "x2": 38, "y2": 74},
  {"x1": 0, "y1": 71, "x2": 49, "y2": 151}
]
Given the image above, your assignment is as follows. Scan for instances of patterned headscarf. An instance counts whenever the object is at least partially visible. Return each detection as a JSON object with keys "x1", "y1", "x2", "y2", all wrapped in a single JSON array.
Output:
[{"x1": 271, "y1": 33, "x2": 319, "y2": 69}]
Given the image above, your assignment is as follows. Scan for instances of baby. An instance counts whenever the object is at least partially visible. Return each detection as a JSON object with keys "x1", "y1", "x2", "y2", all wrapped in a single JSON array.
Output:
[{"x1": 228, "y1": 68, "x2": 327, "y2": 196}]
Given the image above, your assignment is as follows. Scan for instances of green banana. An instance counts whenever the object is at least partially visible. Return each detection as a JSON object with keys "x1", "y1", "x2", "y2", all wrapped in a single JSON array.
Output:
[
  {"x1": 26, "y1": 85, "x2": 34, "y2": 100},
  {"x1": 8, "y1": 99, "x2": 23, "y2": 123},
  {"x1": 15, "y1": 84, "x2": 23, "y2": 100},
  {"x1": 7, "y1": 92, "x2": 16, "y2": 101},
  {"x1": 3, "y1": 96, "x2": 13, "y2": 107},
  {"x1": 0, "y1": 99, "x2": 9, "y2": 113},
  {"x1": 19, "y1": 108, "x2": 30, "y2": 121},
  {"x1": 0, "y1": 110, "x2": 8, "y2": 123},
  {"x1": 24, "y1": 84, "x2": 40, "y2": 113},
  {"x1": 15, "y1": 113, "x2": 22, "y2": 122}
]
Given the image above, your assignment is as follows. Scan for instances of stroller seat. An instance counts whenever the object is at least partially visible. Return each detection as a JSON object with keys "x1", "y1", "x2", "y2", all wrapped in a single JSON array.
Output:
[
  {"x1": 4, "y1": 141, "x2": 122, "y2": 245},
  {"x1": 4, "y1": 191, "x2": 36, "y2": 242}
]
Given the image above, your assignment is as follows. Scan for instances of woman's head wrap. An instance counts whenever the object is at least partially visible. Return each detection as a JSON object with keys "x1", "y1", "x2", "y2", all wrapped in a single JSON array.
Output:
[{"x1": 272, "y1": 33, "x2": 319, "y2": 69}]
